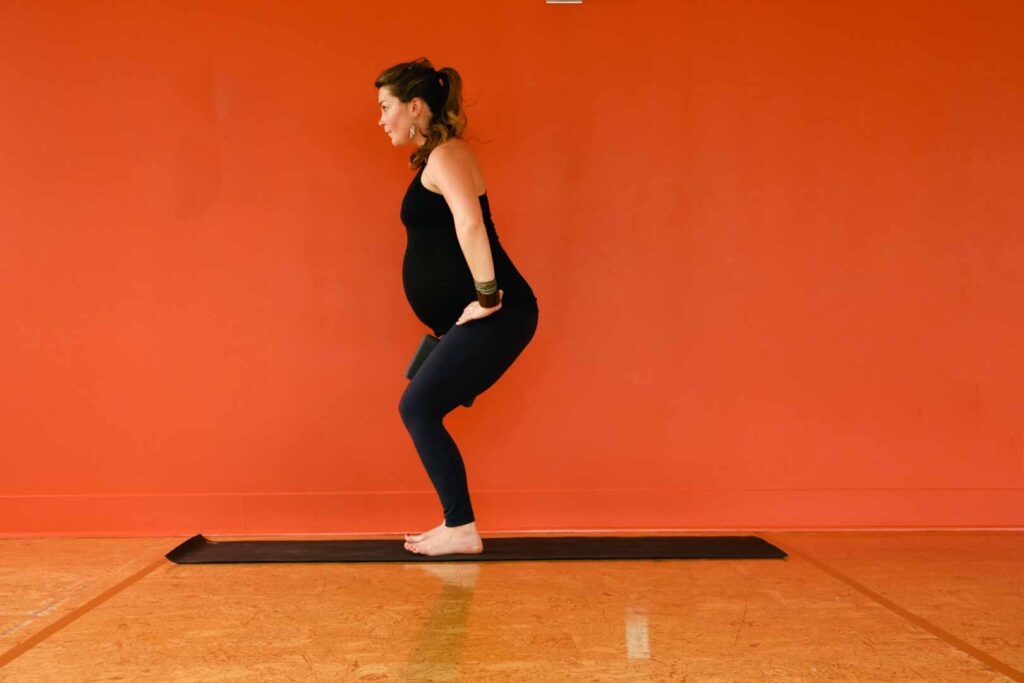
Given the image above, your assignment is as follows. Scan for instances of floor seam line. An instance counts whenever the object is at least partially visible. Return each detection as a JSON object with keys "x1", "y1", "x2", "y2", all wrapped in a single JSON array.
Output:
[
  {"x1": 0, "y1": 555, "x2": 168, "y2": 669},
  {"x1": 760, "y1": 533, "x2": 1023, "y2": 682}
]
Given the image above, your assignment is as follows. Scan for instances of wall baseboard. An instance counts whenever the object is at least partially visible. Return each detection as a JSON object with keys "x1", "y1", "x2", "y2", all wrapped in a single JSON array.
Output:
[{"x1": 1, "y1": 488, "x2": 1022, "y2": 537}]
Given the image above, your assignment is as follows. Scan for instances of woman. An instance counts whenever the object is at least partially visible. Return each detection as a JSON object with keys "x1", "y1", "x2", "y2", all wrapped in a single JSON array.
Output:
[{"x1": 376, "y1": 59, "x2": 539, "y2": 556}]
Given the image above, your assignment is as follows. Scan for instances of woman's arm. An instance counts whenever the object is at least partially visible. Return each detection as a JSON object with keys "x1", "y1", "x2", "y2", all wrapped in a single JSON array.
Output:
[
  {"x1": 452, "y1": 222, "x2": 495, "y2": 284},
  {"x1": 426, "y1": 145, "x2": 496, "y2": 283}
]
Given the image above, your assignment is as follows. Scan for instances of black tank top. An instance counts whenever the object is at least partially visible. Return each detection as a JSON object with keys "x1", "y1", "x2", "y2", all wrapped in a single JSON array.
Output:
[{"x1": 400, "y1": 165, "x2": 538, "y2": 337}]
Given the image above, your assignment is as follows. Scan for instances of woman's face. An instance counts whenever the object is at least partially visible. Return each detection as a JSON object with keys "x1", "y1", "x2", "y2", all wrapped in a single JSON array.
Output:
[
  {"x1": 378, "y1": 87, "x2": 429, "y2": 147},
  {"x1": 378, "y1": 87, "x2": 406, "y2": 146}
]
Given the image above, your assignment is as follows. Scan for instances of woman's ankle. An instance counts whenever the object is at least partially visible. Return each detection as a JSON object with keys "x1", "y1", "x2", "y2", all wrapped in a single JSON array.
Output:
[{"x1": 445, "y1": 520, "x2": 476, "y2": 530}]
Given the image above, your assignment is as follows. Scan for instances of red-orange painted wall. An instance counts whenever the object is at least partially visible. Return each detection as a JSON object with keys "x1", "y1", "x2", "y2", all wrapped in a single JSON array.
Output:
[{"x1": 1, "y1": 1, "x2": 1021, "y2": 536}]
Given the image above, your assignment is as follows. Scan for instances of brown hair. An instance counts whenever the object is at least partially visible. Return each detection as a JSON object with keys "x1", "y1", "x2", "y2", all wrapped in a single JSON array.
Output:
[{"x1": 374, "y1": 58, "x2": 468, "y2": 171}]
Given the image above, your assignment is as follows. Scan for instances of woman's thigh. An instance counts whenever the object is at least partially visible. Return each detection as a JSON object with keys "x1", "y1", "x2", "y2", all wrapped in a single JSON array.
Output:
[{"x1": 403, "y1": 306, "x2": 539, "y2": 417}]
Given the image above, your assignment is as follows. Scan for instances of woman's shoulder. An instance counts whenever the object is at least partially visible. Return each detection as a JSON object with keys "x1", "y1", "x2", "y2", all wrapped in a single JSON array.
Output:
[
  {"x1": 432, "y1": 137, "x2": 474, "y2": 158},
  {"x1": 424, "y1": 138, "x2": 486, "y2": 194},
  {"x1": 422, "y1": 138, "x2": 472, "y2": 175}
]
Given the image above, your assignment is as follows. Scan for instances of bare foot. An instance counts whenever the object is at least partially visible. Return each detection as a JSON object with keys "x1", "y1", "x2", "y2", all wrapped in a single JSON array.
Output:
[
  {"x1": 404, "y1": 519, "x2": 447, "y2": 543},
  {"x1": 404, "y1": 521, "x2": 484, "y2": 556}
]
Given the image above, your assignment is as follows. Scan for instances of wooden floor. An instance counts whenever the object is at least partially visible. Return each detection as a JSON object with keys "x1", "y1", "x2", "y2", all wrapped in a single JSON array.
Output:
[{"x1": 0, "y1": 530, "x2": 1021, "y2": 681}]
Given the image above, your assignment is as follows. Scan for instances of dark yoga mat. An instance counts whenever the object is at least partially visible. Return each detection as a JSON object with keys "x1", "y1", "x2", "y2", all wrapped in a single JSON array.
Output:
[{"x1": 166, "y1": 533, "x2": 787, "y2": 564}]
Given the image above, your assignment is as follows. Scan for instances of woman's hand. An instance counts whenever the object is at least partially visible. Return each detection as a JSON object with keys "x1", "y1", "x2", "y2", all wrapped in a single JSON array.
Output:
[{"x1": 455, "y1": 290, "x2": 503, "y2": 326}]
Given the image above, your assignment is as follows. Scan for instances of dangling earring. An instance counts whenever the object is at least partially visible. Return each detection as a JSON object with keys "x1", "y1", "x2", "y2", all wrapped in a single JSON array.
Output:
[{"x1": 408, "y1": 123, "x2": 416, "y2": 141}]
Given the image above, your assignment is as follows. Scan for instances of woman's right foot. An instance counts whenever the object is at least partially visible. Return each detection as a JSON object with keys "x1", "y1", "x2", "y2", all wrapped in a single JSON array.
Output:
[{"x1": 405, "y1": 520, "x2": 447, "y2": 543}]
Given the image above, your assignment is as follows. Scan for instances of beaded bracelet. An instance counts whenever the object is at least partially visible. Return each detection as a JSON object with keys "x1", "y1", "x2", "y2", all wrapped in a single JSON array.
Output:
[
  {"x1": 475, "y1": 278, "x2": 500, "y2": 308},
  {"x1": 475, "y1": 278, "x2": 497, "y2": 294}
]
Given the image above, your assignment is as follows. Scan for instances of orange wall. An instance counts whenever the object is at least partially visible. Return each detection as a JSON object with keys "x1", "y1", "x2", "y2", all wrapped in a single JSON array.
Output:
[{"x1": 1, "y1": 1, "x2": 1021, "y2": 536}]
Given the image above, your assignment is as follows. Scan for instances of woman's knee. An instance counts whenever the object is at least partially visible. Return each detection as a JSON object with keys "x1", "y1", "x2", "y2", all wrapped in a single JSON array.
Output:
[
  {"x1": 399, "y1": 385, "x2": 441, "y2": 427},
  {"x1": 398, "y1": 387, "x2": 419, "y2": 423}
]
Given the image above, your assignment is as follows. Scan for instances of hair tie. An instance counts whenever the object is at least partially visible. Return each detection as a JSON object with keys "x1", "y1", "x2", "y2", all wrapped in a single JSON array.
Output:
[{"x1": 433, "y1": 70, "x2": 447, "y2": 110}]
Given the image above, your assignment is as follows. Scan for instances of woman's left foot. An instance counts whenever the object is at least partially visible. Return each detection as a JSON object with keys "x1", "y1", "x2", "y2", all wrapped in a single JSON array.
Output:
[{"x1": 404, "y1": 521, "x2": 483, "y2": 556}]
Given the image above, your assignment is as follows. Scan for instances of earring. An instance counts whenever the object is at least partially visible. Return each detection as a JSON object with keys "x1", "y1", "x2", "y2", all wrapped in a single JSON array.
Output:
[{"x1": 408, "y1": 123, "x2": 416, "y2": 141}]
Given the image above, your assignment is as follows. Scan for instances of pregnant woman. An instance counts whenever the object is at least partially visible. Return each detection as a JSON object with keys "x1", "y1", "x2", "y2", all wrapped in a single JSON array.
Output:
[{"x1": 376, "y1": 59, "x2": 540, "y2": 556}]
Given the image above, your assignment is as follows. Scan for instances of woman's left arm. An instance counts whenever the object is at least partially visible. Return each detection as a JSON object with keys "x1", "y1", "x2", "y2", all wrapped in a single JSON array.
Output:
[
  {"x1": 453, "y1": 223, "x2": 502, "y2": 325},
  {"x1": 454, "y1": 221, "x2": 495, "y2": 284},
  {"x1": 428, "y1": 145, "x2": 503, "y2": 324}
]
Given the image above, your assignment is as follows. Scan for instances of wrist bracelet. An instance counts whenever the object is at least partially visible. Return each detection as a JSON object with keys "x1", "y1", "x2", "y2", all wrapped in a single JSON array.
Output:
[
  {"x1": 477, "y1": 289, "x2": 501, "y2": 308},
  {"x1": 474, "y1": 278, "x2": 497, "y2": 295}
]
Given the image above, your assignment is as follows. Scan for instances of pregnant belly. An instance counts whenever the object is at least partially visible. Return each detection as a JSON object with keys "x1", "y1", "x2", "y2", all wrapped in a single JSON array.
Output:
[{"x1": 402, "y1": 246, "x2": 469, "y2": 324}]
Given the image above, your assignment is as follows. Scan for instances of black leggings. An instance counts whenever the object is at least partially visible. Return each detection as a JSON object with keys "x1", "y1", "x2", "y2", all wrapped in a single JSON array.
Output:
[{"x1": 398, "y1": 305, "x2": 539, "y2": 527}]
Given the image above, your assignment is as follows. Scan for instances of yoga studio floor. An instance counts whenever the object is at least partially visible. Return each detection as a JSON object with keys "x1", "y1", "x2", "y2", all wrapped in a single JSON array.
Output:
[{"x1": 0, "y1": 531, "x2": 1021, "y2": 681}]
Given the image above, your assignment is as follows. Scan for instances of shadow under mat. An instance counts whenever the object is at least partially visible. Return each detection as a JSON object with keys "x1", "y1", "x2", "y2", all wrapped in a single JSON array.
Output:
[{"x1": 166, "y1": 534, "x2": 787, "y2": 563}]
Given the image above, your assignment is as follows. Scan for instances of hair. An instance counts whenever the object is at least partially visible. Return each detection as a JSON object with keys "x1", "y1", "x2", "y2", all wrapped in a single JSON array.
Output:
[{"x1": 374, "y1": 58, "x2": 468, "y2": 171}]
